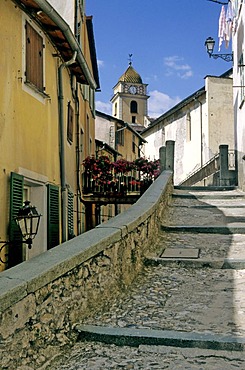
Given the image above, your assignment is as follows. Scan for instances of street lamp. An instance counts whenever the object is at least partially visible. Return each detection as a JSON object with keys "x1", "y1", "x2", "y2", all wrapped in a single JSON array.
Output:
[
  {"x1": 205, "y1": 37, "x2": 233, "y2": 62},
  {"x1": 15, "y1": 201, "x2": 42, "y2": 249}
]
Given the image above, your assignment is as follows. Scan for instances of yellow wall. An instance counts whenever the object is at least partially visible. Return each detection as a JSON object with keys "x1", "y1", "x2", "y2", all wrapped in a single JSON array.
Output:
[
  {"x1": 121, "y1": 96, "x2": 147, "y2": 126},
  {"x1": 0, "y1": 1, "x2": 96, "y2": 269}
]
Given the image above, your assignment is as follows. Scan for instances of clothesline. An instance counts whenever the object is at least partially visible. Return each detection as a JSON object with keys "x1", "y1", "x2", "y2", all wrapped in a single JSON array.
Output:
[{"x1": 217, "y1": 0, "x2": 239, "y2": 51}]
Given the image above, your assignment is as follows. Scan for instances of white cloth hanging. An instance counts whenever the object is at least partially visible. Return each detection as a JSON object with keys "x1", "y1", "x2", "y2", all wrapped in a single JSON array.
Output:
[
  {"x1": 218, "y1": 5, "x2": 226, "y2": 51},
  {"x1": 225, "y1": 1, "x2": 233, "y2": 48}
]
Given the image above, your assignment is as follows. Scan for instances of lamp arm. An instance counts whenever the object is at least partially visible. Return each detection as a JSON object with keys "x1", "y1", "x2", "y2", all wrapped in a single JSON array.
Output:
[
  {"x1": 207, "y1": 0, "x2": 228, "y2": 5},
  {"x1": 211, "y1": 53, "x2": 233, "y2": 62}
]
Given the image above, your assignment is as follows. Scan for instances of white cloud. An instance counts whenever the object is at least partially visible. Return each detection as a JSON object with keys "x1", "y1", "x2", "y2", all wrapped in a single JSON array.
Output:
[
  {"x1": 97, "y1": 60, "x2": 104, "y2": 68},
  {"x1": 95, "y1": 101, "x2": 112, "y2": 115},
  {"x1": 164, "y1": 56, "x2": 193, "y2": 79},
  {"x1": 148, "y1": 90, "x2": 181, "y2": 118}
]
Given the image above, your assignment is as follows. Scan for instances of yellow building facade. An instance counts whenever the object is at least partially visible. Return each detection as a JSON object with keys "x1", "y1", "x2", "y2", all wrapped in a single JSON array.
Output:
[{"x1": 0, "y1": 0, "x2": 99, "y2": 270}]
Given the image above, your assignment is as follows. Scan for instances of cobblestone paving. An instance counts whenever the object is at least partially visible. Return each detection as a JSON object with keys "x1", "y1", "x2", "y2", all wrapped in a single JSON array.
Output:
[
  {"x1": 79, "y1": 265, "x2": 245, "y2": 338},
  {"x1": 50, "y1": 189, "x2": 245, "y2": 369},
  {"x1": 50, "y1": 342, "x2": 244, "y2": 369}
]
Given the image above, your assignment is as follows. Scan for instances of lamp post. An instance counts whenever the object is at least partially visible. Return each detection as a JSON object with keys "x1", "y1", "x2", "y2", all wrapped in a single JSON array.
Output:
[
  {"x1": 15, "y1": 201, "x2": 42, "y2": 249},
  {"x1": 205, "y1": 37, "x2": 233, "y2": 62}
]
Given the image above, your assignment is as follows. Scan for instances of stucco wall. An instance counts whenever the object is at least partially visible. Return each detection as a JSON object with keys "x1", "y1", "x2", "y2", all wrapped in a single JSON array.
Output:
[
  {"x1": 0, "y1": 171, "x2": 173, "y2": 370},
  {"x1": 233, "y1": 3, "x2": 245, "y2": 190},
  {"x1": 206, "y1": 76, "x2": 234, "y2": 157},
  {"x1": 143, "y1": 73, "x2": 233, "y2": 186}
]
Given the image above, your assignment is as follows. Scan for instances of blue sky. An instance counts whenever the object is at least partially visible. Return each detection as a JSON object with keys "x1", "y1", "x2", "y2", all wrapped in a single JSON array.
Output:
[{"x1": 86, "y1": 0, "x2": 232, "y2": 118}]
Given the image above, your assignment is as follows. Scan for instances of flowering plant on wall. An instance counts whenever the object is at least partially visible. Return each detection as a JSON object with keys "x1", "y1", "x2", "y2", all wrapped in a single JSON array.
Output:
[
  {"x1": 112, "y1": 158, "x2": 135, "y2": 174},
  {"x1": 83, "y1": 156, "x2": 160, "y2": 178},
  {"x1": 134, "y1": 157, "x2": 160, "y2": 179},
  {"x1": 82, "y1": 155, "x2": 113, "y2": 185},
  {"x1": 82, "y1": 156, "x2": 160, "y2": 194}
]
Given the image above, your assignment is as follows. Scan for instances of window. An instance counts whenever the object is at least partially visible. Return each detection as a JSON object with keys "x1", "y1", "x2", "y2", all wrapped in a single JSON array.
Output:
[
  {"x1": 86, "y1": 114, "x2": 90, "y2": 155},
  {"x1": 114, "y1": 102, "x2": 118, "y2": 116},
  {"x1": 116, "y1": 127, "x2": 124, "y2": 146},
  {"x1": 186, "y1": 112, "x2": 191, "y2": 142},
  {"x1": 67, "y1": 102, "x2": 74, "y2": 143},
  {"x1": 132, "y1": 116, "x2": 136, "y2": 123},
  {"x1": 132, "y1": 135, "x2": 136, "y2": 153},
  {"x1": 25, "y1": 22, "x2": 44, "y2": 92},
  {"x1": 130, "y1": 101, "x2": 138, "y2": 113}
]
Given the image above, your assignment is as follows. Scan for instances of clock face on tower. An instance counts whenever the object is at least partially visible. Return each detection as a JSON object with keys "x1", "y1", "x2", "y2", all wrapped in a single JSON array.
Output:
[{"x1": 129, "y1": 85, "x2": 137, "y2": 94}]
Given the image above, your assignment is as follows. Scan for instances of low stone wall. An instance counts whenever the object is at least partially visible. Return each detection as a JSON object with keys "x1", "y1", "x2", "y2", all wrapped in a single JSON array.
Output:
[{"x1": 0, "y1": 171, "x2": 173, "y2": 370}]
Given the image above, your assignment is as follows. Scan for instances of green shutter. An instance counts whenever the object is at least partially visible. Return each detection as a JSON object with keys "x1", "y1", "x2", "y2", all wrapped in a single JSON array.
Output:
[
  {"x1": 47, "y1": 184, "x2": 60, "y2": 249},
  {"x1": 68, "y1": 190, "x2": 74, "y2": 239},
  {"x1": 9, "y1": 172, "x2": 24, "y2": 267}
]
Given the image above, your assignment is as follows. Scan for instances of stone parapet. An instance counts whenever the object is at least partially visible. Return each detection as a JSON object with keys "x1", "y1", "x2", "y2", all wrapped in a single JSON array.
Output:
[{"x1": 0, "y1": 171, "x2": 173, "y2": 370}]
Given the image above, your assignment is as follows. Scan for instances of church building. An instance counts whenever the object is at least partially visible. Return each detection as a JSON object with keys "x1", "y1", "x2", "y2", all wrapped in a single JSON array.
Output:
[{"x1": 110, "y1": 62, "x2": 150, "y2": 132}]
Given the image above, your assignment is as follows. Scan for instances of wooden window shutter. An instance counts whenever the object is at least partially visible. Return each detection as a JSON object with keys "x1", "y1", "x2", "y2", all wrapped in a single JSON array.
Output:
[
  {"x1": 67, "y1": 102, "x2": 74, "y2": 143},
  {"x1": 47, "y1": 184, "x2": 60, "y2": 249},
  {"x1": 68, "y1": 190, "x2": 74, "y2": 239},
  {"x1": 26, "y1": 22, "x2": 44, "y2": 91},
  {"x1": 9, "y1": 172, "x2": 24, "y2": 267}
]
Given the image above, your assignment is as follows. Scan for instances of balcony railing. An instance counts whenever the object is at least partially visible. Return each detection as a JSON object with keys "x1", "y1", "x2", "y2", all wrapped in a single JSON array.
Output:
[{"x1": 82, "y1": 170, "x2": 154, "y2": 198}]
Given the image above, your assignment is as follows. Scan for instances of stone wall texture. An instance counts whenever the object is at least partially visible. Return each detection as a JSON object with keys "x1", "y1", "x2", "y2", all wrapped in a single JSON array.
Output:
[{"x1": 0, "y1": 171, "x2": 173, "y2": 370}]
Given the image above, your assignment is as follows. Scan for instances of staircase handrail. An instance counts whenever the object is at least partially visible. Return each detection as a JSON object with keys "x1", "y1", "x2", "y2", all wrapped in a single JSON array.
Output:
[{"x1": 178, "y1": 153, "x2": 220, "y2": 186}]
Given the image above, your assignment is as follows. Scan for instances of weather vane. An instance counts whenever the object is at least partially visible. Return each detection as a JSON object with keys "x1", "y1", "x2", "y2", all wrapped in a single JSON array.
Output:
[{"x1": 128, "y1": 53, "x2": 133, "y2": 66}]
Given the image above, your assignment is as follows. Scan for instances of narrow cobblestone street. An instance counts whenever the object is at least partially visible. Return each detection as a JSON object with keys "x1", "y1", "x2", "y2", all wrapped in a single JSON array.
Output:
[{"x1": 50, "y1": 187, "x2": 245, "y2": 369}]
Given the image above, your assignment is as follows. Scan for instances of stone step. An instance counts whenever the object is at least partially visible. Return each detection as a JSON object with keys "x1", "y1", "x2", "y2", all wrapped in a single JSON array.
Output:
[
  {"x1": 76, "y1": 324, "x2": 245, "y2": 352},
  {"x1": 144, "y1": 256, "x2": 245, "y2": 269},
  {"x1": 172, "y1": 193, "x2": 245, "y2": 200},
  {"x1": 174, "y1": 186, "x2": 238, "y2": 192},
  {"x1": 161, "y1": 224, "x2": 245, "y2": 234}
]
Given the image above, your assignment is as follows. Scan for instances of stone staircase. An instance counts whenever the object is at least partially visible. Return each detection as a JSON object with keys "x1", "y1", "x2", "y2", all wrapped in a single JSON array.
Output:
[
  {"x1": 51, "y1": 186, "x2": 245, "y2": 369},
  {"x1": 146, "y1": 186, "x2": 245, "y2": 270}
]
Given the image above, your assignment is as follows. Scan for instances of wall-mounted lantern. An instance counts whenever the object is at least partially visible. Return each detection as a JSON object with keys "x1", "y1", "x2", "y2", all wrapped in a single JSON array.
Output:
[
  {"x1": 15, "y1": 201, "x2": 42, "y2": 249},
  {"x1": 205, "y1": 37, "x2": 233, "y2": 62}
]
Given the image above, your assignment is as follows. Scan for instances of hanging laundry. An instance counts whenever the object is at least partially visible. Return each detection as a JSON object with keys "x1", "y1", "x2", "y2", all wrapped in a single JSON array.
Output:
[
  {"x1": 232, "y1": 0, "x2": 240, "y2": 32},
  {"x1": 225, "y1": 0, "x2": 233, "y2": 48},
  {"x1": 218, "y1": 5, "x2": 226, "y2": 51}
]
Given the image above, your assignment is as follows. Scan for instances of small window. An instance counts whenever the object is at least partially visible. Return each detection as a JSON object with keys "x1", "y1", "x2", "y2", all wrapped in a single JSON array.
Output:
[
  {"x1": 114, "y1": 102, "x2": 118, "y2": 116},
  {"x1": 186, "y1": 112, "x2": 191, "y2": 142},
  {"x1": 130, "y1": 101, "x2": 138, "y2": 113},
  {"x1": 25, "y1": 22, "x2": 44, "y2": 92},
  {"x1": 116, "y1": 128, "x2": 124, "y2": 146},
  {"x1": 132, "y1": 135, "x2": 136, "y2": 153},
  {"x1": 67, "y1": 102, "x2": 74, "y2": 143},
  {"x1": 132, "y1": 116, "x2": 136, "y2": 123}
]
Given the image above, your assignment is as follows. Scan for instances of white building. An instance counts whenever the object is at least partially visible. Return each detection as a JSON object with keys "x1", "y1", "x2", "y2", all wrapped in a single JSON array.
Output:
[
  {"x1": 141, "y1": 71, "x2": 234, "y2": 185},
  {"x1": 232, "y1": 1, "x2": 245, "y2": 190}
]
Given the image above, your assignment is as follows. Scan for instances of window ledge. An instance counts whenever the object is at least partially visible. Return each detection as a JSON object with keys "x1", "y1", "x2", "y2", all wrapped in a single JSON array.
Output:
[{"x1": 24, "y1": 81, "x2": 50, "y2": 99}]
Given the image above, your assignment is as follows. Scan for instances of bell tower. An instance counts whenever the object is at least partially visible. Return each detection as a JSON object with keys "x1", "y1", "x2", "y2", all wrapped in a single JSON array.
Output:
[{"x1": 110, "y1": 59, "x2": 149, "y2": 128}]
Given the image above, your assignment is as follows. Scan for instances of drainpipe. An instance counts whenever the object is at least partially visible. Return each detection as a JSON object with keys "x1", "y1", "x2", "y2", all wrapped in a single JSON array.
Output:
[
  {"x1": 74, "y1": 80, "x2": 82, "y2": 235},
  {"x1": 58, "y1": 51, "x2": 77, "y2": 243}
]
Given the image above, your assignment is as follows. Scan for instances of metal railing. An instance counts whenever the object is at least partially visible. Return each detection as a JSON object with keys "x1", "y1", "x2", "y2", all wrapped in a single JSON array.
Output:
[
  {"x1": 82, "y1": 170, "x2": 155, "y2": 196},
  {"x1": 178, "y1": 149, "x2": 236, "y2": 187},
  {"x1": 178, "y1": 153, "x2": 220, "y2": 186}
]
